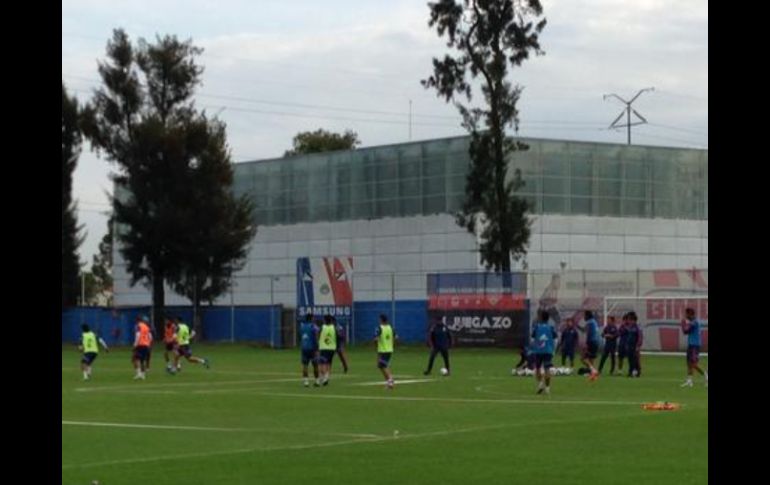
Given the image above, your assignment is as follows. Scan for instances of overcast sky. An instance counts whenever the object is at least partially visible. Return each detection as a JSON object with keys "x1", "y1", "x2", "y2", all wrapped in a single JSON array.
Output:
[{"x1": 62, "y1": 0, "x2": 708, "y2": 265}]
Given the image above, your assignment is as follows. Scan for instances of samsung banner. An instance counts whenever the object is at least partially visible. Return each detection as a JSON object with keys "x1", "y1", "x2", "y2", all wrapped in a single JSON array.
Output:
[
  {"x1": 427, "y1": 272, "x2": 529, "y2": 348},
  {"x1": 296, "y1": 257, "x2": 354, "y2": 325}
]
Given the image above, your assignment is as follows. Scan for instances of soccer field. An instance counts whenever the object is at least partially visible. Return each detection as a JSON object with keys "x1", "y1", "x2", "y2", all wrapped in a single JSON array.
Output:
[{"x1": 62, "y1": 345, "x2": 708, "y2": 484}]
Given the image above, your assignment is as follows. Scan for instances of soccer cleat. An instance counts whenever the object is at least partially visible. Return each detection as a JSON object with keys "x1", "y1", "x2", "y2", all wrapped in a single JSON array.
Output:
[
  {"x1": 681, "y1": 380, "x2": 693, "y2": 387},
  {"x1": 303, "y1": 379, "x2": 309, "y2": 387},
  {"x1": 423, "y1": 370, "x2": 430, "y2": 376},
  {"x1": 387, "y1": 379, "x2": 394, "y2": 389},
  {"x1": 203, "y1": 359, "x2": 211, "y2": 369},
  {"x1": 536, "y1": 387, "x2": 544, "y2": 394},
  {"x1": 313, "y1": 381, "x2": 320, "y2": 387},
  {"x1": 544, "y1": 387, "x2": 550, "y2": 395}
]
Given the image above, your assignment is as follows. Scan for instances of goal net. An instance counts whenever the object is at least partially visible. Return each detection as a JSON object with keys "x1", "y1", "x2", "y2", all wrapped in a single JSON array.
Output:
[{"x1": 603, "y1": 295, "x2": 708, "y2": 353}]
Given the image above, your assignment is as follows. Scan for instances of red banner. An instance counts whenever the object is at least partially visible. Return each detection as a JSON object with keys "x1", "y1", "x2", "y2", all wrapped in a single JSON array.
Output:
[{"x1": 428, "y1": 293, "x2": 527, "y2": 310}]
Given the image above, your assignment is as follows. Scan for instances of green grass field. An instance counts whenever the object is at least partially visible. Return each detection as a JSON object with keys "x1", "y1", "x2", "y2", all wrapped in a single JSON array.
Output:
[{"x1": 62, "y1": 344, "x2": 708, "y2": 484}]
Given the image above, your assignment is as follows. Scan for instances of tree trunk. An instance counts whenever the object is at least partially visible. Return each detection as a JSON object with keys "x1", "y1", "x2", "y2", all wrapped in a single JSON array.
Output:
[{"x1": 151, "y1": 269, "x2": 166, "y2": 337}]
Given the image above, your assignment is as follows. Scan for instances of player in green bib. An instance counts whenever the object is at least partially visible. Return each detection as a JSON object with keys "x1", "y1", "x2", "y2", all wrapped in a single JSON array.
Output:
[
  {"x1": 79, "y1": 324, "x2": 109, "y2": 381},
  {"x1": 317, "y1": 315, "x2": 337, "y2": 386},
  {"x1": 374, "y1": 314, "x2": 396, "y2": 389},
  {"x1": 170, "y1": 317, "x2": 210, "y2": 374}
]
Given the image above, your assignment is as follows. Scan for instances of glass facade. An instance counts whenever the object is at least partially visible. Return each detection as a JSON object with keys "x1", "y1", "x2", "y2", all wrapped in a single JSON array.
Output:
[{"x1": 233, "y1": 136, "x2": 708, "y2": 226}]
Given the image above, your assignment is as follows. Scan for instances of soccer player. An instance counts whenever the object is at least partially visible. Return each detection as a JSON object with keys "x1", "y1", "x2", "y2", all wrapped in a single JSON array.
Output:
[
  {"x1": 172, "y1": 317, "x2": 210, "y2": 372},
  {"x1": 317, "y1": 315, "x2": 337, "y2": 386},
  {"x1": 514, "y1": 343, "x2": 531, "y2": 371},
  {"x1": 299, "y1": 313, "x2": 320, "y2": 387},
  {"x1": 132, "y1": 316, "x2": 153, "y2": 380},
  {"x1": 680, "y1": 307, "x2": 707, "y2": 387},
  {"x1": 163, "y1": 318, "x2": 179, "y2": 372},
  {"x1": 531, "y1": 310, "x2": 558, "y2": 395},
  {"x1": 374, "y1": 314, "x2": 396, "y2": 389},
  {"x1": 79, "y1": 324, "x2": 109, "y2": 380},
  {"x1": 598, "y1": 315, "x2": 619, "y2": 374},
  {"x1": 578, "y1": 310, "x2": 600, "y2": 380},
  {"x1": 557, "y1": 317, "x2": 579, "y2": 368},
  {"x1": 334, "y1": 316, "x2": 350, "y2": 374},
  {"x1": 617, "y1": 313, "x2": 630, "y2": 373},
  {"x1": 423, "y1": 316, "x2": 452, "y2": 376},
  {"x1": 625, "y1": 311, "x2": 643, "y2": 377}
]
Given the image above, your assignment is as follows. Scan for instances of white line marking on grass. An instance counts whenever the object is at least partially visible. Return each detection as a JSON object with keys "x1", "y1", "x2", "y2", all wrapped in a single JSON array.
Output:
[
  {"x1": 62, "y1": 421, "x2": 249, "y2": 432},
  {"x1": 61, "y1": 420, "x2": 381, "y2": 439},
  {"x1": 254, "y1": 391, "x2": 642, "y2": 406},
  {"x1": 63, "y1": 411, "x2": 658, "y2": 470},
  {"x1": 62, "y1": 436, "x2": 388, "y2": 470},
  {"x1": 352, "y1": 379, "x2": 435, "y2": 386},
  {"x1": 74, "y1": 378, "x2": 302, "y2": 393}
]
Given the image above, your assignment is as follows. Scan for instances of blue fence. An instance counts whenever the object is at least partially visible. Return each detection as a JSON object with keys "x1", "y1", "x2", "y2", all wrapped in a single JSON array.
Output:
[
  {"x1": 62, "y1": 305, "x2": 282, "y2": 347},
  {"x1": 351, "y1": 300, "x2": 428, "y2": 344},
  {"x1": 63, "y1": 300, "x2": 531, "y2": 347}
]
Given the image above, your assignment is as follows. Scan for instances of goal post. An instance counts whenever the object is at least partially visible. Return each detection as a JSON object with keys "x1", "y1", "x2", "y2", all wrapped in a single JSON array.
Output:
[{"x1": 603, "y1": 295, "x2": 708, "y2": 353}]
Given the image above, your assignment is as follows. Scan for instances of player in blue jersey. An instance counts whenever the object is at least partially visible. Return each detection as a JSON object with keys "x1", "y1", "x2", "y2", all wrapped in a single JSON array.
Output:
[
  {"x1": 617, "y1": 313, "x2": 630, "y2": 373},
  {"x1": 531, "y1": 310, "x2": 558, "y2": 394},
  {"x1": 423, "y1": 316, "x2": 453, "y2": 376},
  {"x1": 578, "y1": 310, "x2": 600, "y2": 381},
  {"x1": 598, "y1": 315, "x2": 619, "y2": 374},
  {"x1": 299, "y1": 313, "x2": 320, "y2": 387},
  {"x1": 680, "y1": 307, "x2": 707, "y2": 387},
  {"x1": 625, "y1": 311, "x2": 643, "y2": 377},
  {"x1": 556, "y1": 317, "x2": 579, "y2": 368},
  {"x1": 333, "y1": 316, "x2": 350, "y2": 374}
]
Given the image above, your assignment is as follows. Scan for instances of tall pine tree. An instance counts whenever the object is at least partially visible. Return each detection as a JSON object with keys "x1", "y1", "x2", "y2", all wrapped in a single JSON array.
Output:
[
  {"x1": 62, "y1": 83, "x2": 83, "y2": 308},
  {"x1": 422, "y1": 0, "x2": 546, "y2": 271},
  {"x1": 83, "y1": 30, "x2": 255, "y2": 334}
]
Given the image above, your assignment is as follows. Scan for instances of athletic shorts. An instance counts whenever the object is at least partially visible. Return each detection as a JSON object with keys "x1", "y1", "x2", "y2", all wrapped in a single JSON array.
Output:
[
  {"x1": 301, "y1": 349, "x2": 317, "y2": 365},
  {"x1": 377, "y1": 352, "x2": 392, "y2": 369},
  {"x1": 133, "y1": 346, "x2": 150, "y2": 361},
  {"x1": 318, "y1": 350, "x2": 335, "y2": 364},
  {"x1": 534, "y1": 353, "x2": 553, "y2": 369},
  {"x1": 81, "y1": 352, "x2": 97, "y2": 365},
  {"x1": 603, "y1": 340, "x2": 617, "y2": 352},
  {"x1": 687, "y1": 345, "x2": 700, "y2": 364},
  {"x1": 165, "y1": 342, "x2": 176, "y2": 352},
  {"x1": 176, "y1": 345, "x2": 192, "y2": 358},
  {"x1": 617, "y1": 344, "x2": 628, "y2": 358},
  {"x1": 583, "y1": 341, "x2": 598, "y2": 360}
]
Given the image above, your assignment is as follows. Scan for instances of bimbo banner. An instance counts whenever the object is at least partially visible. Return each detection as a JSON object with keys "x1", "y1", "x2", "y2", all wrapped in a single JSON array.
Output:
[
  {"x1": 533, "y1": 269, "x2": 708, "y2": 351},
  {"x1": 427, "y1": 272, "x2": 529, "y2": 348},
  {"x1": 296, "y1": 257, "x2": 354, "y2": 324}
]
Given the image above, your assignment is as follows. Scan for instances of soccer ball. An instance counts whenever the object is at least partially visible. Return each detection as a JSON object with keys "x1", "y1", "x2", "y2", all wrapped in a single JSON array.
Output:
[{"x1": 440, "y1": 367, "x2": 449, "y2": 376}]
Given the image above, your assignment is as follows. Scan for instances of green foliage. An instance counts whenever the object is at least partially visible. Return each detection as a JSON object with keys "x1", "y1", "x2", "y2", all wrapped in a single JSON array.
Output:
[
  {"x1": 82, "y1": 29, "x2": 255, "y2": 332},
  {"x1": 62, "y1": 83, "x2": 84, "y2": 308},
  {"x1": 422, "y1": 0, "x2": 546, "y2": 271},
  {"x1": 284, "y1": 128, "x2": 360, "y2": 157}
]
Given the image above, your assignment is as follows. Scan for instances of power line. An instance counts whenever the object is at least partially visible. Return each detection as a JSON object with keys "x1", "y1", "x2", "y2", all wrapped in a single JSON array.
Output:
[
  {"x1": 632, "y1": 131, "x2": 707, "y2": 148},
  {"x1": 647, "y1": 123, "x2": 708, "y2": 136},
  {"x1": 64, "y1": 77, "x2": 608, "y2": 129}
]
